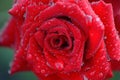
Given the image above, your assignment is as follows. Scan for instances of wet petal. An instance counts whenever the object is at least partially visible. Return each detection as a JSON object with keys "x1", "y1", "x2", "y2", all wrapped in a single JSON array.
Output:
[
  {"x1": 83, "y1": 41, "x2": 112, "y2": 80},
  {"x1": 91, "y1": 0, "x2": 120, "y2": 61},
  {"x1": 57, "y1": 72, "x2": 83, "y2": 80},
  {"x1": 78, "y1": 0, "x2": 104, "y2": 59},
  {"x1": 0, "y1": 18, "x2": 16, "y2": 47}
]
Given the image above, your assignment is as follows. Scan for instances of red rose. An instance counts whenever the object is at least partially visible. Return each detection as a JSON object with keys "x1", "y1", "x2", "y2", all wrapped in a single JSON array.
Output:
[{"x1": 0, "y1": 0, "x2": 120, "y2": 80}]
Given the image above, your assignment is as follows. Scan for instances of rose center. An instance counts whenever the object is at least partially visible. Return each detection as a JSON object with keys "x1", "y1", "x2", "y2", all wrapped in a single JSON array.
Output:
[{"x1": 51, "y1": 36, "x2": 69, "y2": 49}]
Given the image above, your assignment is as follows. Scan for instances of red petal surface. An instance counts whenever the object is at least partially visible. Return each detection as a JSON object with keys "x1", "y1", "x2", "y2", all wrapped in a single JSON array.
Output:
[
  {"x1": 0, "y1": 18, "x2": 16, "y2": 47},
  {"x1": 0, "y1": 0, "x2": 119, "y2": 80},
  {"x1": 83, "y1": 41, "x2": 112, "y2": 80},
  {"x1": 78, "y1": 0, "x2": 104, "y2": 59},
  {"x1": 57, "y1": 72, "x2": 83, "y2": 80},
  {"x1": 91, "y1": 0, "x2": 120, "y2": 61},
  {"x1": 89, "y1": 0, "x2": 120, "y2": 35}
]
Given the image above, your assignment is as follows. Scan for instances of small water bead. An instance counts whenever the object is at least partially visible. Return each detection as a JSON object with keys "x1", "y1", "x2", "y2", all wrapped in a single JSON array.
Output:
[
  {"x1": 96, "y1": 18, "x2": 100, "y2": 22},
  {"x1": 86, "y1": 15, "x2": 93, "y2": 24},
  {"x1": 99, "y1": 72, "x2": 103, "y2": 77},
  {"x1": 81, "y1": 62, "x2": 84, "y2": 66},
  {"x1": 8, "y1": 70, "x2": 11, "y2": 74},
  {"x1": 41, "y1": 69, "x2": 45, "y2": 73},
  {"x1": 46, "y1": 62, "x2": 51, "y2": 67},
  {"x1": 104, "y1": 36, "x2": 107, "y2": 40},
  {"x1": 55, "y1": 62, "x2": 64, "y2": 70},
  {"x1": 90, "y1": 71, "x2": 95, "y2": 76},
  {"x1": 104, "y1": 67, "x2": 109, "y2": 71},
  {"x1": 49, "y1": 0, "x2": 54, "y2": 6},
  {"x1": 21, "y1": 6, "x2": 25, "y2": 10},
  {"x1": 85, "y1": 67, "x2": 91, "y2": 71},
  {"x1": 83, "y1": 75, "x2": 88, "y2": 80}
]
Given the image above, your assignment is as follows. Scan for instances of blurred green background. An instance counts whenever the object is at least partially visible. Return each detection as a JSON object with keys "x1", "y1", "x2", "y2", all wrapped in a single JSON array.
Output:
[{"x1": 0, "y1": 0, "x2": 120, "y2": 80}]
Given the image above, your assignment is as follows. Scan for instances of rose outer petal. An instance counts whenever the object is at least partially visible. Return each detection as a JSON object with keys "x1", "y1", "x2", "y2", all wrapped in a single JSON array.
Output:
[
  {"x1": 57, "y1": 72, "x2": 83, "y2": 80},
  {"x1": 91, "y1": 1, "x2": 120, "y2": 61},
  {"x1": 89, "y1": 0, "x2": 120, "y2": 35},
  {"x1": 83, "y1": 40, "x2": 112, "y2": 80},
  {"x1": 77, "y1": 0, "x2": 104, "y2": 59},
  {"x1": 0, "y1": 18, "x2": 16, "y2": 47},
  {"x1": 27, "y1": 36, "x2": 54, "y2": 76},
  {"x1": 115, "y1": 14, "x2": 120, "y2": 36}
]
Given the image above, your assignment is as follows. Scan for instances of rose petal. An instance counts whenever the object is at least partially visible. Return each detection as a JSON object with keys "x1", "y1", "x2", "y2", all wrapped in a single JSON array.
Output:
[
  {"x1": 89, "y1": 0, "x2": 120, "y2": 35},
  {"x1": 111, "y1": 60, "x2": 120, "y2": 71},
  {"x1": 10, "y1": 48, "x2": 30, "y2": 74},
  {"x1": 78, "y1": 0, "x2": 104, "y2": 59},
  {"x1": 57, "y1": 72, "x2": 83, "y2": 80},
  {"x1": 83, "y1": 40, "x2": 112, "y2": 80},
  {"x1": 27, "y1": 36, "x2": 54, "y2": 76},
  {"x1": 40, "y1": 74, "x2": 62, "y2": 80},
  {"x1": 0, "y1": 18, "x2": 15, "y2": 47},
  {"x1": 115, "y1": 14, "x2": 120, "y2": 36},
  {"x1": 91, "y1": 0, "x2": 120, "y2": 61}
]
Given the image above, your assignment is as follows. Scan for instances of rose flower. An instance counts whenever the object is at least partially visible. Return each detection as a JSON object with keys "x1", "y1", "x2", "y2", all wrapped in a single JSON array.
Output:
[{"x1": 0, "y1": 0, "x2": 120, "y2": 80}]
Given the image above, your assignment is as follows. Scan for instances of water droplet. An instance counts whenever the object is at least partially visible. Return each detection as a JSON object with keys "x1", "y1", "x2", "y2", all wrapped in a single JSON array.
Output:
[
  {"x1": 8, "y1": 70, "x2": 11, "y2": 74},
  {"x1": 27, "y1": 54, "x2": 32, "y2": 60},
  {"x1": 105, "y1": 67, "x2": 109, "y2": 71},
  {"x1": 86, "y1": 15, "x2": 93, "y2": 23},
  {"x1": 83, "y1": 75, "x2": 88, "y2": 80},
  {"x1": 55, "y1": 62, "x2": 64, "y2": 70},
  {"x1": 99, "y1": 72, "x2": 103, "y2": 77},
  {"x1": 81, "y1": 62, "x2": 84, "y2": 66},
  {"x1": 49, "y1": 0, "x2": 54, "y2": 6},
  {"x1": 85, "y1": 67, "x2": 90, "y2": 71},
  {"x1": 96, "y1": 18, "x2": 100, "y2": 22},
  {"x1": 90, "y1": 71, "x2": 95, "y2": 76},
  {"x1": 41, "y1": 69, "x2": 45, "y2": 73},
  {"x1": 23, "y1": 12, "x2": 26, "y2": 18},
  {"x1": 21, "y1": 7, "x2": 25, "y2": 10},
  {"x1": 104, "y1": 36, "x2": 107, "y2": 39},
  {"x1": 46, "y1": 62, "x2": 51, "y2": 67}
]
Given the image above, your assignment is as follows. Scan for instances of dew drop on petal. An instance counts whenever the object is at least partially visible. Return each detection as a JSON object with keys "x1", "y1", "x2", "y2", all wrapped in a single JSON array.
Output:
[
  {"x1": 86, "y1": 15, "x2": 93, "y2": 24},
  {"x1": 99, "y1": 72, "x2": 103, "y2": 78},
  {"x1": 21, "y1": 7, "x2": 25, "y2": 10},
  {"x1": 85, "y1": 67, "x2": 91, "y2": 71},
  {"x1": 106, "y1": 53, "x2": 111, "y2": 61},
  {"x1": 46, "y1": 62, "x2": 51, "y2": 67},
  {"x1": 55, "y1": 62, "x2": 64, "y2": 70},
  {"x1": 104, "y1": 36, "x2": 107, "y2": 40},
  {"x1": 96, "y1": 18, "x2": 100, "y2": 22},
  {"x1": 90, "y1": 71, "x2": 95, "y2": 76},
  {"x1": 41, "y1": 69, "x2": 45, "y2": 73},
  {"x1": 83, "y1": 75, "x2": 88, "y2": 80},
  {"x1": 49, "y1": 0, "x2": 54, "y2": 6}
]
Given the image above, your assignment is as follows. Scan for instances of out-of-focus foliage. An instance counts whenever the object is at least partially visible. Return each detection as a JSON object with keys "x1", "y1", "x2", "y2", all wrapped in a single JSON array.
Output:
[{"x1": 0, "y1": 0, "x2": 120, "y2": 80}]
